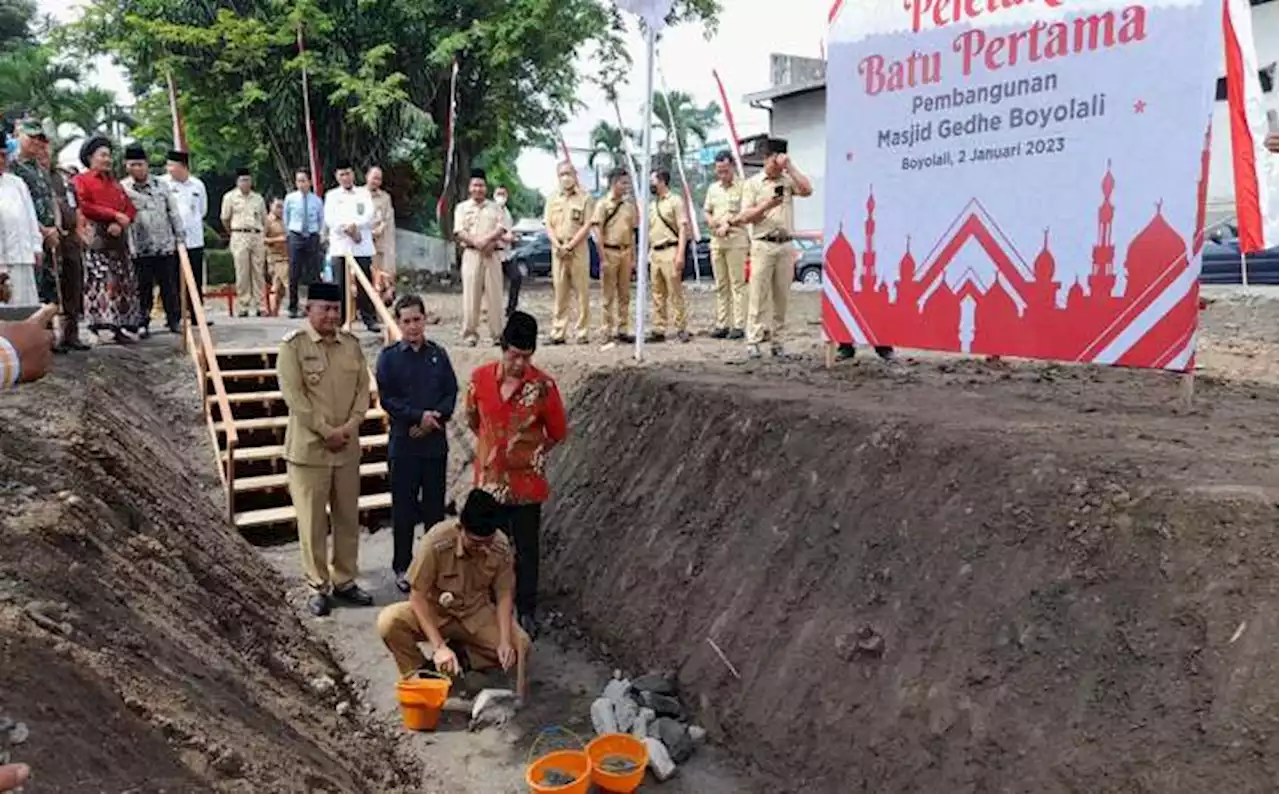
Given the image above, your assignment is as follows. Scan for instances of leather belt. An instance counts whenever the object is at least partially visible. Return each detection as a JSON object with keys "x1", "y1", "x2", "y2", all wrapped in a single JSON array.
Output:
[
  {"x1": 653, "y1": 241, "x2": 676, "y2": 251},
  {"x1": 604, "y1": 243, "x2": 631, "y2": 251},
  {"x1": 755, "y1": 233, "x2": 792, "y2": 243},
  {"x1": 232, "y1": 228, "x2": 262, "y2": 234}
]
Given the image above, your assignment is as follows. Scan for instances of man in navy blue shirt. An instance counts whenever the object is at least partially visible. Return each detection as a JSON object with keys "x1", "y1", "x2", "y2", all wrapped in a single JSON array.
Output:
[{"x1": 376, "y1": 294, "x2": 459, "y2": 591}]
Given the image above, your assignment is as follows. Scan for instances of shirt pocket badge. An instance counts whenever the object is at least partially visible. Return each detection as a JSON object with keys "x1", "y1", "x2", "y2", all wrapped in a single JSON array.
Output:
[
  {"x1": 357, "y1": 202, "x2": 366, "y2": 214},
  {"x1": 571, "y1": 209, "x2": 582, "y2": 223},
  {"x1": 301, "y1": 357, "x2": 326, "y2": 385}
]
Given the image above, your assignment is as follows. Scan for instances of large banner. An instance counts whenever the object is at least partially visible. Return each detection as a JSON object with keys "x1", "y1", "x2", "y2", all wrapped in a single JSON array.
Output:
[{"x1": 823, "y1": 0, "x2": 1222, "y2": 371}]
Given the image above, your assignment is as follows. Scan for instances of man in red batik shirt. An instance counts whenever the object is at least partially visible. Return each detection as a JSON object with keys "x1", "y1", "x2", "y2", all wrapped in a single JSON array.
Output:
[{"x1": 464, "y1": 310, "x2": 567, "y2": 639}]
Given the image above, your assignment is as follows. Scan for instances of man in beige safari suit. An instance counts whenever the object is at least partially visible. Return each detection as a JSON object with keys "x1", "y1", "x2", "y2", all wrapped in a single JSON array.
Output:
[
  {"x1": 277, "y1": 282, "x2": 375, "y2": 617},
  {"x1": 543, "y1": 161, "x2": 592, "y2": 344},
  {"x1": 590, "y1": 167, "x2": 637, "y2": 343},
  {"x1": 220, "y1": 167, "x2": 267, "y2": 317},
  {"x1": 702, "y1": 151, "x2": 748, "y2": 339},
  {"x1": 454, "y1": 167, "x2": 506, "y2": 347},
  {"x1": 647, "y1": 167, "x2": 690, "y2": 343},
  {"x1": 730, "y1": 138, "x2": 813, "y2": 359}
]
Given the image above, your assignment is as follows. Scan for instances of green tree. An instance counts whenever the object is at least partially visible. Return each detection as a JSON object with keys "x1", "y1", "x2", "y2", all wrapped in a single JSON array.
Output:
[
  {"x1": 69, "y1": 0, "x2": 719, "y2": 233},
  {"x1": 648, "y1": 89, "x2": 721, "y2": 158}
]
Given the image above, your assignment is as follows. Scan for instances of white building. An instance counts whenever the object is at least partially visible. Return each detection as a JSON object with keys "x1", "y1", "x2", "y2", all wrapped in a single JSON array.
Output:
[{"x1": 746, "y1": 0, "x2": 1279, "y2": 234}]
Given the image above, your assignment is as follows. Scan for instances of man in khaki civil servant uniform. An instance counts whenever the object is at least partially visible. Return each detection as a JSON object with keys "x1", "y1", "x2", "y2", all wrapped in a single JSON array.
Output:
[
  {"x1": 590, "y1": 167, "x2": 638, "y2": 343},
  {"x1": 454, "y1": 167, "x2": 506, "y2": 346},
  {"x1": 543, "y1": 161, "x2": 592, "y2": 344},
  {"x1": 703, "y1": 151, "x2": 749, "y2": 339},
  {"x1": 220, "y1": 167, "x2": 267, "y2": 317},
  {"x1": 730, "y1": 138, "x2": 813, "y2": 358},
  {"x1": 647, "y1": 168, "x2": 691, "y2": 343},
  {"x1": 277, "y1": 281, "x2": 376, "y2": 617},
  {"x1": 377, "y1": 489, "x2": 530, "y2": 682}
]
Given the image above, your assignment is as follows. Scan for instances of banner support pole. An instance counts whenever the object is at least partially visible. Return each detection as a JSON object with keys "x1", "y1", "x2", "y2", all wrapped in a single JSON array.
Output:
[{"x1": 634, "y1": 24, "x2": 658, "y2": 362}]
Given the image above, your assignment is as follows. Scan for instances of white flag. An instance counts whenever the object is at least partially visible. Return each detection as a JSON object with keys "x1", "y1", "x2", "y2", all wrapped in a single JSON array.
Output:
[{"x1": 614, "y1": 0, "x2": 675, "y2": 31}]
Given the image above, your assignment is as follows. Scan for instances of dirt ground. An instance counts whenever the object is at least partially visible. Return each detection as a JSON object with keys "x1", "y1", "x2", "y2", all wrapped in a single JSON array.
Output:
[
  {"x1": 0, "y1": 278, "x2": 1274, "y2": 792},
  {"x1": 0, "y1": 348, "x2": 419, "y2": 793}
]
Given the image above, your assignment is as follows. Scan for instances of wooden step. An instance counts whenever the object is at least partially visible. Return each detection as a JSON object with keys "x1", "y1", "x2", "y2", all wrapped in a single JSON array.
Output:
[
  {"x1": 215, "y1": 346, "x2": 277, "y2": 358},
  {"x1": 233, "y1": 461, "x2": 388, "y2": 493},
  {"x1": 206, "y1": 386, "x2": 379, "y2": 407},
  {"x1": 233, "y1": 492, "x2": 392, "y2": 530},
  {"x1": 218, "y1": 408, "x2": 385, "y2": 433},
  {"x1": 213, "y1": 368, "x2": 277, "y2": 380},
  {"x1": 224, "y1": 434, "x2": 390, "y2": 463}
]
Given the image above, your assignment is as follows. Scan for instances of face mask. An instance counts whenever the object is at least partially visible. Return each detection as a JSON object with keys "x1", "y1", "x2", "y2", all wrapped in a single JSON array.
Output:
[
  {"x1": 495, "y1": 195, "x2": 507, "y2": 206},
  {"x1": 3, "y1": 138, "x2": 16, "y2": 163}
]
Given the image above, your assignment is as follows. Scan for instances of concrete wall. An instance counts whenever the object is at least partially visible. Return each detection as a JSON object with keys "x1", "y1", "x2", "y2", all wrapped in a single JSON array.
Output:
[{"x1": 394, "y1": 228, "x2": 454, "y2": 273}]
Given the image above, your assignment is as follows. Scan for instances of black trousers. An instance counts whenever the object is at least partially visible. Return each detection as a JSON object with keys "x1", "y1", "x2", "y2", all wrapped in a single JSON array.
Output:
[
  {"x1": 134, "y1": 253, "x2": 181, "y2": 328},
  {"x1": 287, "y1": 232, "x2": 322, "y2": 311},
  {"x1": 331, "y1": 255, "x2": 377, "y2": 325},
  {"x1": 498, "y1": 503, "x2": 542, "y2": 618},
  {"x1": 184, "y1": 247, "x2": 205, "y2": 321},
  {"x1": 389, "y1": 456, "x2": 448, "y2": 574},
  {"x1": 503, "y1": 258, "x2": 523, "y2": 316}
]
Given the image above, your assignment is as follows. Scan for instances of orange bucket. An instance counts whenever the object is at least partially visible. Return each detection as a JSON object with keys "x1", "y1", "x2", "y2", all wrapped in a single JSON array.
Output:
[
  {"x1": 586, "y1": 733, "x2": 648, "y2": 793},
  {"x1": 395, "y1": 673, "x2": 451, "y2": 731},
  {"x1": 525, "y1": 749, "x2": 591, "y2": 794}
]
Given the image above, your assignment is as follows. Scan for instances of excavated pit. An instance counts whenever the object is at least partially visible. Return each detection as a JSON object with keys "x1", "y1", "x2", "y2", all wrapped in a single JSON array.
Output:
[
  {"x1": 544, "y1": 362, "x2": 1278, "y2": 793},
  {"x1": 0, "y1": 349, "x2": 416, "y2": 793}
]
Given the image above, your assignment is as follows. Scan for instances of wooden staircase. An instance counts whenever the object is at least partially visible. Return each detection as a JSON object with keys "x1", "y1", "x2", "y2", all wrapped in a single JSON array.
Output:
[{"x1": 209, "y1": 346, "x2": 393, "y2": 535}]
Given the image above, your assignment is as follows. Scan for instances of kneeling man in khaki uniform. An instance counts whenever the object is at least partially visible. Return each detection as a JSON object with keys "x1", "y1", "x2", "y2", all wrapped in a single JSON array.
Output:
[{"x1": 377, "y1": 489, "x2": 531, "y2": 685}]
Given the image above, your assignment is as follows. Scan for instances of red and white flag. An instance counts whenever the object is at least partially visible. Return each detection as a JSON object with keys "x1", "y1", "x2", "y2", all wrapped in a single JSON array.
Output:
[
  {"x1": 297, "y1": 24, "x2": 323, "y2": 196},
  {"x1": 711, "y1": 69, "x2": 746, "y2": 181},
  {"x1": 1223, "y1": 0, "x2": 1278, "y2": 252},
  {"x1": 436, "y1": 58, "x2": 459, "y2": 229}
]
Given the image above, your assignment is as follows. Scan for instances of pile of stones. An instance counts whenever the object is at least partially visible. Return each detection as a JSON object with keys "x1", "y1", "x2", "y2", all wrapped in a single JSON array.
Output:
[{"x1": 589, "y1": 670, "x2": 706, "y2": 782}]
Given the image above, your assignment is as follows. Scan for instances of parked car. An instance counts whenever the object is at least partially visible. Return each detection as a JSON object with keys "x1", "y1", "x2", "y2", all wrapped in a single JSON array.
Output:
[
  {"x1": 792, "y1": 238, "x2": 823, "y2": 285},
  {"x1": 1200, "y1": 236, "x2": 1279, "y2": 285},
  {"x1": 508, "y1": 232, "x2": 601, "y2": 279}
]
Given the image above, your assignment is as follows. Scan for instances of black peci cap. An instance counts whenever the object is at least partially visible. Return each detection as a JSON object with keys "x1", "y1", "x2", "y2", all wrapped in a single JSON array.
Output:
[{"x1": 306, "y1": 282, "x2": 341, "y2": 302}]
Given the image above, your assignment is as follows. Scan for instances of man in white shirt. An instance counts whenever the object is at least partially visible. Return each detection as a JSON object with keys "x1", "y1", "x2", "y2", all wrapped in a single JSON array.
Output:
[
  {"x1": 323, "y1": 160, "x2": 380, "y2": 332},
  {"x1": 159, "y1": 149, "x2": 212, "y2": 325}
]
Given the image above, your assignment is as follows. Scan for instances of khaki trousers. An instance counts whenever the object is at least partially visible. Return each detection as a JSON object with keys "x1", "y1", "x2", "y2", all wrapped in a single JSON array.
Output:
[
  {"x1": 746, "y1": 240, "x2": 792, "y2": 344},
  {"x1": 288, "y1": 461, "x2": 362, "y2": 592},
  {"x1": 599, "y1": 248, "x2": 633, "y2": 336},
  {"x1": 649, "y1": 246, "x2": 686, "y2": 335},
  {"x1": 711, "y1": 245, "x2": 748, "y2": 330},
  {"x1": 461, "y1": 252, "x2": 503, "y2": 343},
  {"x1": 377, "y1": 601, "x2": 532, "y2": 676},
  {"x1": 267, "y1": 255, "x2": 288, "y2": 313},
  {"x1": 550, "y1": 247, "x2": 590, "y2": 341},
  {"x1": 231, "y1": 231, "x2": 266, "y2": 314}
]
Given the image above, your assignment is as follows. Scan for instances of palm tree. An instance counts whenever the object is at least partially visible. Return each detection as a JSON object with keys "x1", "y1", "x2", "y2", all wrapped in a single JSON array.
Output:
[
  {"x1": 63, "y1": 86, "x2": 135, "y2": 139},
  {"x1": 588, "y1": 120, "x2": 630, "y2": 171},
  {"x1": 647, "y1": 90, "x2": 721, "y2": 157},
  {"x1": 0, "y1": 44, "x2": 79, "y2": 121}
]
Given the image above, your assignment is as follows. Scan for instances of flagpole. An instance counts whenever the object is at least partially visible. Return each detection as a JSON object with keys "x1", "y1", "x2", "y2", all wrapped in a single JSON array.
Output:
[
  {"x1": 298, "y1": 23, "x2": 322, "y2": 196},
  {"x1": 166, "y1": 71, "x2": 186, "y2": 150},
  {"x1": 634, "y1": 24, "x2": 657, "y2": 361},
  {"x1": 656, "y1": 60, "x2": 702, "y2": 282}
]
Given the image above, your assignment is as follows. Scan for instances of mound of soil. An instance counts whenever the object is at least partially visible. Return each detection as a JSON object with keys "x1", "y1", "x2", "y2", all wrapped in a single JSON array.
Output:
[
  {"x1": 0, "y1": 349, "x2": 416, "y2": 793},
  {"x1": 544, "y1": 361, "x2": 1278, "y2": 793}
]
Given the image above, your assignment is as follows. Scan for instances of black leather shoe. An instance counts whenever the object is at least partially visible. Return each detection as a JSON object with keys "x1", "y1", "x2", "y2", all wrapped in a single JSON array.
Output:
[
  {"x1": 710, "y1": 327, "x2": 729, "y2": 339},
  {"x1": 394, "y1": 572, "x2": 410, "y2": 593},
  {"x1": 676, "y1": 331, "x2": 691, "y2": 343},
  {"x1": 727, "y1": 328, "x2": 745, "y2": 340},
  {"x1": 307, "y1": 592, "x2": 331, "y2": 617},
  {"x1": 333, "y1": 583, "x2": 374, "y2": 607},
  {"x1": 645, "y1": 332, "x2": 665, "y2": 343}
]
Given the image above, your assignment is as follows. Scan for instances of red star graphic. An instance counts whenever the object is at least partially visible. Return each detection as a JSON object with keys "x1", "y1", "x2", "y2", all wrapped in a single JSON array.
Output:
[{"x1": 1133, "y1": 99, "x2": 1146, "y2": 114}]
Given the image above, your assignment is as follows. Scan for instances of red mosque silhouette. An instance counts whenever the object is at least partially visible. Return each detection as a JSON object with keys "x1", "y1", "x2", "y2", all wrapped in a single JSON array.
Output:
[{"x1": 823, "y1": 120, "x2": 1210, "y2": 371}]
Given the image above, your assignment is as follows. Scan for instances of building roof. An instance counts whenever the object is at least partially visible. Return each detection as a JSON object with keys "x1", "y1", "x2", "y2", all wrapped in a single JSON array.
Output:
[{"x1": 744, "y1": 77, "x2": 826, "y2": 105}]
